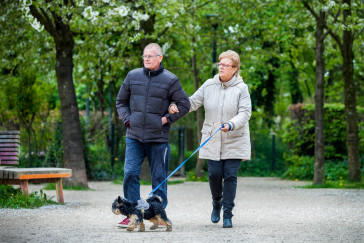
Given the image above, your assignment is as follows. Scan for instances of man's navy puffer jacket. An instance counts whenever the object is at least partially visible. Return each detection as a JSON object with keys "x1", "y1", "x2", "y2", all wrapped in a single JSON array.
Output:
[{"x1": 116, "y1": 63, "x2": 190, "y2": 143}]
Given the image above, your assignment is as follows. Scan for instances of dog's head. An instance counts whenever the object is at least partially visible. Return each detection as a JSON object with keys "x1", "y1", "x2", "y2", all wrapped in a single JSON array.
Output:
[{"x1": 112, "y1": 196, "x2": 128, "y2": 215}]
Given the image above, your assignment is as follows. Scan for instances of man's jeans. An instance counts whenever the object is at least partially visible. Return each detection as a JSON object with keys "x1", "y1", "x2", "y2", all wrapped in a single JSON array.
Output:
[
  {"x1": 207, "y1": 159, "x2": 242, "y2": 210},
  {"x1": 123, "y1": 138, "x2": 170, "y2": 208}
]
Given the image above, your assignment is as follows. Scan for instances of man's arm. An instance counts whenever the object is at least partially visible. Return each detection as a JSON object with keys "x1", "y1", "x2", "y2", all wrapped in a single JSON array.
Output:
[
  {"x1": 164, "y1": 78, "x2": 190, "y2": 124},
  {"x1": 115, "y1": 73, "x2": 131, "y2": 126}
]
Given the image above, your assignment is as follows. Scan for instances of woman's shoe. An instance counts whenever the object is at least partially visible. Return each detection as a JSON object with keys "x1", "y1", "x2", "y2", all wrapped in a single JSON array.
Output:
[
  {"x1": 223, "y1": 218, "x2": 233, "y2": 228},
  {"x1": 211, "y1": 200, "x2": 222, "y2": 223}
]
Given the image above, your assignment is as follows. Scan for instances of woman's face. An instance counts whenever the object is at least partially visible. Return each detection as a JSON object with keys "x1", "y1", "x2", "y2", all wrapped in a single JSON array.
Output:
[{"x1": 218, "y1": 58, "x2": 237, "y2": 82}]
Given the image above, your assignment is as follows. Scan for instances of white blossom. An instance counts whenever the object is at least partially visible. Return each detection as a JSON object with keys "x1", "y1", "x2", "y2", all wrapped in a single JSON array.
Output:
[
  {"x1": 30, "y1": 18, "x2": 44, "y2": 32},
  {"x1": 82, "y1": 6, "x2": 99, "y2": 23},
  {"x1": 116, "y1": 6, "x2": 129, "y2": 17},
  {"x1": 162, "y1": 42, "x2": 171, "y2": 54},
  {"x1": 132, "y1": 11, "x2": 149, "y2": 21}
]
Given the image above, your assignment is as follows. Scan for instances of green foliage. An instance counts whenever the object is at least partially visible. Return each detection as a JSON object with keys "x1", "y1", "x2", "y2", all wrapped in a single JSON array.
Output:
[
  {"x1": 44, "y1": 120, "x2": 64, "y2": 167},
  {"x1": 299, "y1": 176, "x2": 364, "y2": 189},
  {"x1": 185, "y1": 170, "x2": 209, "y2": 182},
  {"x1": 282, "y1": 154, "x2": 363, "y2": 182},
  {"x1": 282, "y1": 155, "x2": 314, "y2": 180},
  {"x1": 282, "y1": 103, "x2": 364, "y2": 159},
  {"x1": 0, "y1": 185, "x2": 57, "y2": 209},
  {"x1": 1, "y1": 0, "x2": 363, "y2": 183},
  {"x1": 42, "y1": 183, "x2": 90, "y2": 191}
]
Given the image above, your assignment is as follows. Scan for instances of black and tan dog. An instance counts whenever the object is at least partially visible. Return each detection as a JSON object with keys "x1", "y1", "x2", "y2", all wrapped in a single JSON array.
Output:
[{"x1": 112, "y1": 195, "x2": 172, "y2": 232}]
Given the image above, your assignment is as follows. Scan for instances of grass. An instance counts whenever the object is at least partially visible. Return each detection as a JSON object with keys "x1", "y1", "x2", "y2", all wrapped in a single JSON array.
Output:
[
  {"x1": 112, "y1": 178, "x2": 185, "y2": 185},
  {"x1": 298, "y1": 178, "x2": 364, "y2": 189},
  {"x1": 0, "y1": 185, "x2": 58, "y2": 209},
  {"x1": 185, "y1": 170, "x2": 209, "y2": 182},
  {"x1": 42, "y1": 183, "x2": 92, "y2": 191}
]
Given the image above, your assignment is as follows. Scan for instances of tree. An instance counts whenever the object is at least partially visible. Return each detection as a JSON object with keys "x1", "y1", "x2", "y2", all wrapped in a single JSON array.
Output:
[
  {"x1": 324, "y1": 0, "x2": 363, "y2": 181},
  {"x1": 302, "y1": 1, "x2": 331, "y2": 184},
  {"x1": 27, "y1": 1, "x2": 88, "y2": 186}
]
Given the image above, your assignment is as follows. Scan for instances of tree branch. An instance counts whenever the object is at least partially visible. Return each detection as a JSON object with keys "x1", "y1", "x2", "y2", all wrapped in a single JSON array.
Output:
[
  {"x1": 302, "y1": 0, "x2": 319, "y2": 20},
  {"x1": 29, "y1": 5, "x2": 56, "y2": 36}
]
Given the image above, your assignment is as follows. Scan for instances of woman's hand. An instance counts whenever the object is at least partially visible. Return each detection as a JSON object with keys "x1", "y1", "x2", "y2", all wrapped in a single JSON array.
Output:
[
  {"x1": 162, "y1": 117, "x2": 168, "y2": 125},
  {"x1": 169, "y1": 104, "x2": 179, "y2": 114},
  {"x1": 221, "y1": 123, "x2": 230, "y2": 133}
]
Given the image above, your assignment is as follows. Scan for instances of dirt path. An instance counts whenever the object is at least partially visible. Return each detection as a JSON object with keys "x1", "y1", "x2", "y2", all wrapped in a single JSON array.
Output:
[{"x1": 1, "y1": 177, "x2": 364, "y2": 242}]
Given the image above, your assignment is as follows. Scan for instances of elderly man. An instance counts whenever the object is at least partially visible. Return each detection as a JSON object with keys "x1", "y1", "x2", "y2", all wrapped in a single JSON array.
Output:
[{"x1": 116, "y1": 43, "x2": 190, "y2": 227}]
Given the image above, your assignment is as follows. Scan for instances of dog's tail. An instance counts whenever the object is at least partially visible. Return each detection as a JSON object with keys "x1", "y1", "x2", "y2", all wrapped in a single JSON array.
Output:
[{"x1": 146, "y1": 194, "x2": 163, "y2": 203}]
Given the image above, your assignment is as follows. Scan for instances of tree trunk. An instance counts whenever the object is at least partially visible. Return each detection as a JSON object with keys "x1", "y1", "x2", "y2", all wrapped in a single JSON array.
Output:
[
  {"x1": 54, "y1": 23, "x2": 88, "y2": 187},
  {"x1": 341, "y1": 0, "x2": 360, "y2": 182},
  {"x1": 192, "y1": 36, "x2": 205, "y2": 178},
  {"x1": 29, "y1": 5, "x2": 88, "y2": 187},
  {"x1": 313, "y1": 10, "x2": 326, "y2": 185}
]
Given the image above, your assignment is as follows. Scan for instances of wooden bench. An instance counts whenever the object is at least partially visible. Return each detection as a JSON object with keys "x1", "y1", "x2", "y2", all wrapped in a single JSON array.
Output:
[{"x1": 0, "y1": 131, "x2": 72, "y2": 204}]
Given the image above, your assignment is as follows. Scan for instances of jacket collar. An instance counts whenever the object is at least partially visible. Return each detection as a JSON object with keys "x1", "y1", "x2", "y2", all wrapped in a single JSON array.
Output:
[
  {"x1": 214, "y1": 74, "x2": 243, "y2": 87},
  {"x1": 143, "y1": 63, "x2": 164, "y2": 76}
]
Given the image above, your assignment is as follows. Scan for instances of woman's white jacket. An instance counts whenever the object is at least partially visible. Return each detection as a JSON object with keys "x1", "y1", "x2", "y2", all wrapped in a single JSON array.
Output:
[{"x1": 190, "y1": 74, "x2": 251, "y2": 161}]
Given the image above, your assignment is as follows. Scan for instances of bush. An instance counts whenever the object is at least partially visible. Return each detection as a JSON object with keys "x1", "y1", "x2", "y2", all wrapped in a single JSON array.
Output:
[
  {"x1": 283, "y1": 103, "x2": 364, "y2": 160},
  {"x1": 281, "y1": 154, "x2": 362, "y2": 181},
  {"x1": 282, "y1": 155, "x2": 314, "y2": 180},
  {"x1": 0, "y1": 185, "x2": 57, "y2": 208}
]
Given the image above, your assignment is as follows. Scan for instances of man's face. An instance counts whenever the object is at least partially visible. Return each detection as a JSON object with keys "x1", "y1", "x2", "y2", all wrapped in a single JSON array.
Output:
[{"x1": 143, "y1": 48, "x2": 163, "y2": 71}]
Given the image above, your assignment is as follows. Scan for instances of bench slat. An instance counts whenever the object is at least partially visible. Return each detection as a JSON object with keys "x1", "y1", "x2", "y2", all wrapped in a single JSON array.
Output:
[
  {"x1": 0, "y1": 156, "x2": 19, "y2": 161},
  {"x1": 0, "y1": 131, "x2": 20, "y2": 135},
  {"x1": 0, "y1": 152, "x2": 19, "y2": 156},
  {"x1": 0, "y1": 148, "x2": 19, "y2": 152},
  {"x1": 0, "y1": 143, "x2": 20, "y2": 148},
  {"x1": 0, "y1": 139, "x2": 20, "y2": 143},
  {"x1": 0, "y1": 135, "x2": 20, "y2": 139},
  {"x1": 0, "y1": 167, "x2": 72, "y2": 179},
  {"x1": 0, "y1": 161, "x2": 18, "y2": 165}
]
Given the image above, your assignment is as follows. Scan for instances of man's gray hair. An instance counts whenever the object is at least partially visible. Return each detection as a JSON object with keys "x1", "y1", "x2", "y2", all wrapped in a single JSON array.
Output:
[{"x1": 144, "y1": 43, "x2": 163, "y2": 55}]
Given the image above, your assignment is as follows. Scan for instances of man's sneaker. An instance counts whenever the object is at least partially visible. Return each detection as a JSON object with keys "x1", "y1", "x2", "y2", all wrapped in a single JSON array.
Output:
[
  {"x1": 159, "y1": 223, "x2": 166, "y2": 228},
  {"x1": 118, "y1": 217, "x2": 130, "y2": 228}
]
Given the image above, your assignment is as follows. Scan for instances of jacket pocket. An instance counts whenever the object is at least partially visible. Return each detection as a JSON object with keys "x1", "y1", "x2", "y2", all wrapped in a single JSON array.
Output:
[
  {"x1": 201, "y1": 123, "x2": 212, "y2": 136},
  {"x1": 228, "y1": 130, "x2": 244, "y2": 138}
]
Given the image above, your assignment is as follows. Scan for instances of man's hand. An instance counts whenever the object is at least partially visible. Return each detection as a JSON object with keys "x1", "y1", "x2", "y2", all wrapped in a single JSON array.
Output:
[
  {"x1": 162, "y1": 117, "x2": 168, "y2": 125},
  {"x1": 169, "y1": 104, "x2": 179, "y2": 114}
]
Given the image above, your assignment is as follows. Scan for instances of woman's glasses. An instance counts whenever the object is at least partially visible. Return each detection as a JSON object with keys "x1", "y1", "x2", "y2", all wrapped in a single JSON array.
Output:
[{"x1": 217, "y1": 63, "x2": 233, "y2": 68}]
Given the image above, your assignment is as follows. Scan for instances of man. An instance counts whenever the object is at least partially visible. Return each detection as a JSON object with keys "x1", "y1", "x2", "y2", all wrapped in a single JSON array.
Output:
[{"x1": 116, "y1": 43, "x2": 190, "y2": 227}]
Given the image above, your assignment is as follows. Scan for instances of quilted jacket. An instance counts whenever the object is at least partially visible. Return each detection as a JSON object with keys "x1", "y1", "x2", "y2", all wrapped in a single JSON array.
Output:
[{"x1": 190, "y1": 74, "x2": 251, "y2": 160}]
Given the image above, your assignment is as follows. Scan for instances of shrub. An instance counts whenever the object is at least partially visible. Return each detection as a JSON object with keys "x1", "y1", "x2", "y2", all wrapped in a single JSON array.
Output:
[
  {"x1": 0, "y1": 185, "x2": 57, "y2": 208},
  {"x1": 283, "y1": 103, "x2": 364, "y2": 160}
]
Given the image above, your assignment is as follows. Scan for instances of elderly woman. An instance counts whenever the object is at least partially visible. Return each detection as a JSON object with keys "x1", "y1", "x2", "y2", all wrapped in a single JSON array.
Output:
[{"x1": 170, "y1": 50, "x2": 251, "y2": 228}]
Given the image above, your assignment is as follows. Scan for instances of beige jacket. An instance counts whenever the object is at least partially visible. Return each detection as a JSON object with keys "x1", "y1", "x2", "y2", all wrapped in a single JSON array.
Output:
[{"x1": 190, "y1": 74, "x2": 251, "y2": 161}]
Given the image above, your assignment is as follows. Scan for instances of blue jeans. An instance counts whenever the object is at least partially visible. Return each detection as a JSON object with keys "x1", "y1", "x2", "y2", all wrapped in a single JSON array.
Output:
[
  {"x1": 123, "y1": 138, "x2": 171, "y2": 208},
  {"x1": 207, "y1": 159, "x2": 242, "y2": 211}
]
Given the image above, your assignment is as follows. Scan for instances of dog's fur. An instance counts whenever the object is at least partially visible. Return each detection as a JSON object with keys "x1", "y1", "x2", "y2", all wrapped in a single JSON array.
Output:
[{"x1": 112, "y1": 195, "x2": 172, "y2": 232}]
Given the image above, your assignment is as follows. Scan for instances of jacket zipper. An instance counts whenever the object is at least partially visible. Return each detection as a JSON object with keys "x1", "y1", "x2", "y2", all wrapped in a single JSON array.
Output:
[{"x1": 142, "y1": 71, "x2": 152, "y2": 142}]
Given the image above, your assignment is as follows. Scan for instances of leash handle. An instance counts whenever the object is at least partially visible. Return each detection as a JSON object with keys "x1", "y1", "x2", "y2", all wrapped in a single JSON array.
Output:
[{"x1": 148, "y1": 125, "x2": 223, "y2": 196}]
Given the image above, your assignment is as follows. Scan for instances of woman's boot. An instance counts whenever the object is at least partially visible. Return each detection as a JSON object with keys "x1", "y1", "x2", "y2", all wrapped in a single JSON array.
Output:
[
  {"x1": 223, "y1": 207, "x2": 233, "y2": 228},
  {"x1": 211, "y1": 199, "x2": 222, "y2": 223}
]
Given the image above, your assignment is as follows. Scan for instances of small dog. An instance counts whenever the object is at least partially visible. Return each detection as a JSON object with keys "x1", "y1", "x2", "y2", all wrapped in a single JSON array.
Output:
[{"x1": 112, "y1": 195, "x2": 172, "y2": 232}]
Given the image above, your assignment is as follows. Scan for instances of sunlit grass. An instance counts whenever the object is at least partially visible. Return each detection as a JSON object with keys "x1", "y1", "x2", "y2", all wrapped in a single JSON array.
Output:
[
  {"x1": 112, "y1": 178, "x2": 185, "y2": 185},
  {"x1": 42, "y1": 183, "x2": 92, "y2": 191},
  {"x1": 298, "y1": 177, "x2": 364, "y2": 189}
]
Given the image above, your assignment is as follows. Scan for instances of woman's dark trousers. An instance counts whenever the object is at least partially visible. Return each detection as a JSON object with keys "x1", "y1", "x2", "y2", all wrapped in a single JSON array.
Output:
[{"x1": 208, "y1": 159, "x2": 241, "y2": 227}]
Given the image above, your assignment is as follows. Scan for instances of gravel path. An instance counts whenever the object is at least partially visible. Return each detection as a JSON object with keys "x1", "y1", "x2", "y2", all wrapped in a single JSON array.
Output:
[{"x1": 1, "y1": 177, "x2": 364, "y2": 243}]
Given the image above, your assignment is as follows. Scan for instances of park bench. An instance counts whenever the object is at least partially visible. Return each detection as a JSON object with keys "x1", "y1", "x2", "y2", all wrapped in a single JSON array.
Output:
[{"x1": 0, "y1": 131, "x2": 72, "y2": 204}]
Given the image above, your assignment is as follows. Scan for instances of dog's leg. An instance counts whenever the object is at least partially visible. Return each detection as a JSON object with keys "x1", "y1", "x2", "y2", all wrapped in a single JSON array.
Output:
[
  {"x1": 149, "y1": 217, "x2": 159, "y2": 230},
  {"x1": 138, "y1": 220, "x2": 145, "y2": 232},
  {"x1": 127, "y1": 214, "x2": 138, "y2": 232},
  {"x1": 158, "y1": 213, "x2": 173, "y2": 232}
]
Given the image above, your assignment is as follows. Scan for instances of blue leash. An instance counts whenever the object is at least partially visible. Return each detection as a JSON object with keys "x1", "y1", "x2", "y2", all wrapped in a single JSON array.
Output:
[{"x1": 148, "y1": 125, "x2": 223, "y2": 196}]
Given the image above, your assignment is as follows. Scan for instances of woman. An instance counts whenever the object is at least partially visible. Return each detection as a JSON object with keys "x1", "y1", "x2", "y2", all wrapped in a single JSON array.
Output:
[{"x1": 170, "y1": 50, "x2": 251, "y2": 228}]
